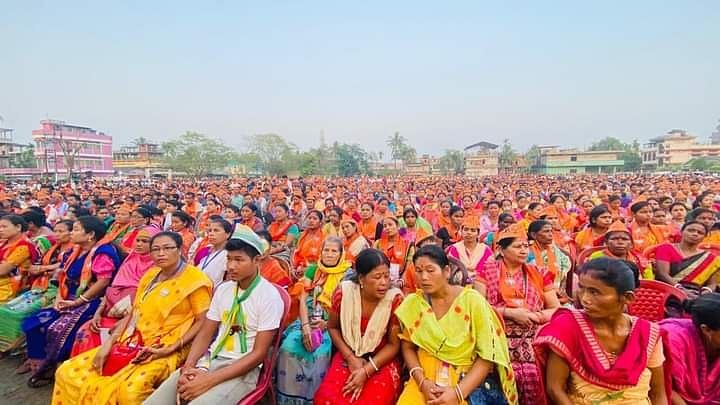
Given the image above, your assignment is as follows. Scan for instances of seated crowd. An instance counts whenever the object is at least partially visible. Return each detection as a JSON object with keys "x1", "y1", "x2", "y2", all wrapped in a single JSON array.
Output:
[{"x1": 0, "y1": 175, "x2": 718, "y2": 404}]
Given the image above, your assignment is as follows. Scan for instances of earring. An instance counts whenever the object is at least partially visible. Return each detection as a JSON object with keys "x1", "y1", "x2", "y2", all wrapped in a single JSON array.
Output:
[{"x1": 360, "y1": 283, "x2": 363, "y2": 289}]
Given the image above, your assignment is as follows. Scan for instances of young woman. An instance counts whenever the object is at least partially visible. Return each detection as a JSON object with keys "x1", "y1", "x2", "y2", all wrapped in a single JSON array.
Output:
[
  {"x1": 517, "y1": 202, "x2": 544, "y2": 233},
  {"x1": 436, "y1": 206, "x2": 464, "y2": 249},
  {"x1": 629, "y1": 201, "x2": 669, "y2": 255},
  {"x1": 396, "y1": 245, "x2": 518, "y2": 404},
  {"x1": 359, "y1": 202, "x2": 381, "y2": 243},
  {"x1": 483, "y1": 212, "x2": 516, "y2": 251},
  {"x1": 70, "y1": 225, "x2": 160, "y2": 356},
  {"x1": 528, "y1": 219, "x2": 572, "y2": 304},
  {"x1": 268, "y1": 204, "x2": 300, "y2": 253},
  {"x1": 239, "y1": 202, "x2": 264, "y2": 233},
  {"x1": 103, "y1": 207, "x2": 131, "y2": 245},
  {"x1": 477, "y1": 224, "x2": 560, "y2": 404},
  {"x1": 314, "y1": 249, "x2": 404, "y2": 404},
  {"x1": 668, "y1": 202, "x2": 689, "y2": 232},
  {"x1": 341, "y1": 217, "x2": 369, "y2": 265},
  {"x1": 588, "y1": 220, "x2": 647, "y2": 276},
  {"x1": 653, "y1": 221, "x2": 720, "y2": 295},
  {"x1": 197, "y1": 197, "x2": 222, "y2": 233},
  {"x1": 52, "y1": 232, "x2": 212, "y2": 404},
  {"x1": 192, "y1": 217, "x2": 232, "y2": 287},
  {"x1": 24, "y1": 216, "x2": 121, "y2": 387},
  {"x1": 446, "y1": 215, "x2": 493, "y2": 284},
  {"x1": 322, "y1": 207, "x2": 344, "y2": 239},
  {"x1": 0, "y1": 217, "x2": 57, "y2": 355},
  {"x1": 480, "y1": 200, "x2": 502, "y2": 235},
  {"x1": 293, "y1": 210, "x2": 326, "y2": 270},
  {"x1": 660, "y1": 293, "x2": 720, "y2": 404},
  {"x1": 170, "y1": 210, "x2": 196, "y2": 258},
  {"x1": 277, "y1": 237, "x2": 353, "y2": 404},
  {"x1": 534, "y1": 257, "x2": 667, "y2": 405},
  {"x1": 549, "y1": 194, "x2": 576, "y2": 232},
  {"x1": 0, "y1": 215, "x2": 39, "y2": 303},
  {"x1": 375, "y1": 217, "x2": 413, "y2": 286},
  {"x1": 575, "y1": 205, "x2": 614, "y2": 251}
]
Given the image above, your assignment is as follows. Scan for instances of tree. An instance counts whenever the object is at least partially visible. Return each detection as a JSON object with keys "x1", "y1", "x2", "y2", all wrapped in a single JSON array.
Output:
[
  {"x1": 524, "y1": 145, "x2": 541, "y2": 168},
  {"x1": 131, "y1": 137, "x2": 149, "y2": 146},
  {"x1": 589, "y1": 136, "x2": 626, "y2": 151},
  {"x1": 688, "y1": 158, "x2": 713, "y2": 171},
  {"x1": 57, "y1": 136, "x2": 85, "y2": 181},
  {"x1": 244, "y1": 133, "x2": 297, "y2": 175},
  {"x1": 9, "y1": 144, "x2": 36, "y2": 168},
  {"x1": 334, "y1": 143, "x2": 371, "y2": 176},
  {"x1": 498, "y1": 139, "x2": 517, "y2": 170},
  {"x1": 162, "y1": 131, "x2": 239, "y2": 178},
  {"x1": 621, "y1": 151, "x2": 642, "y2": 171},
  {"x1": 387, "y1": 132, "x2": 414, "y2": 170},
  {"x1": 439, "y1": 149, "x2": 465, "y2": 175}
]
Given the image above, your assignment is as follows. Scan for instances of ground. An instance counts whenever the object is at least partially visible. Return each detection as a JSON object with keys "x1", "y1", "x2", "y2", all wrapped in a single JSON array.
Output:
[{"x1": 0, "y1": 355, "x2": 52, "y2": 405}]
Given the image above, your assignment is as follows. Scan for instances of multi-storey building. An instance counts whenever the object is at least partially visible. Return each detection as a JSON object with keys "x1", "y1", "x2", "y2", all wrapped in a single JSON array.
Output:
[
  {"x1": 533, "y1": 146, "x2": 624, "y2": 174},
  {"x1": 464, "y1": 141, "x2": 499, "y2": 177},
  {"x1": 113, "y1": 141, "x2": 165, "y2": 177},
  {"x1": 33, "y1": 120, "x2": 113, "y2": 176},
  {"x1": 642, "y1": 129, "x2": 720, "y2": 168}
]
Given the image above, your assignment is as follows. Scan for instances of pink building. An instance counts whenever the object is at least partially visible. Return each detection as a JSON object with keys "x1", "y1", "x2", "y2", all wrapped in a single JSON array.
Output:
[{"x1": 33, "y1": 119, "x2": 113, "y2": 176}]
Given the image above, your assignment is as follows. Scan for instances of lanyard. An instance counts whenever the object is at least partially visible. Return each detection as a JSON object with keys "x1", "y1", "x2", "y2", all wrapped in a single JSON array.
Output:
[{"x1": 201, "y1": 249, "x2": 223, "y2": 271}]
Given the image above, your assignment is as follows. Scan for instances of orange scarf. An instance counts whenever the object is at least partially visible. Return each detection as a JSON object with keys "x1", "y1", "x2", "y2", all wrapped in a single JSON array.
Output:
[
  {"x1": 57, "y1": 245, "x2": 98, "y2": 300},
  {"x1": 32, "y1": 241, "x2": 71, "y2": 291},
  {"x1": 359, "y1": 218, "x2": 378, "y2": 242},
  {"x1": 375, "y1": 235, "x2": 409, "y2": 266},
  {"x1": 530, "y1": 242, "x2": 559, "y2": 279},
  {"x1": 293, "y1": 228, "x2": 325, "y2": 267},
  {"x1": 269, "y1": 220, "x2": 293, "y2": 242}
]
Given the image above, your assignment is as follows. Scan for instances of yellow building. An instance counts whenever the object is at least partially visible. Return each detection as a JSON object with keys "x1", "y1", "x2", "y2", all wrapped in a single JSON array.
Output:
[
  {"x1": 464, "y1": 141, "x2": 499, "y2": 177},
  {"x1": 641, "y1": 129, "x2": 720, "y2": 168},
  {"x1": 404, "y1": 154, "x2": 441, "y2": 176},
  {"x1": 112, "y1": 142, "x2": 165, "y2": 177}
]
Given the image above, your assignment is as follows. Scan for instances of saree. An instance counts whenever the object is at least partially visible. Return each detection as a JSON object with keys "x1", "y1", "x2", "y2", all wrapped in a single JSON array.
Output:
[
  {"x1": 395, "y1": 288, "x2": 518, "y2": 405},
  {"x1": 70, "y1": 231, "x2": 159, "y2": 356},
  {"x1": 446, "y1": 241, "x2": 493, "y2": 281},
  {"x1": 23, "y1": 243, "x2": 120, "y2": 377},
  {"x1": 277, "y1": 259, "x2": 352, "y2": 404},
  {"x1": 574, "y1": 227, "x2": 606, "y2": 252},
  {"x1": 0, "y1": 242, "x2": 66, "y2": 352},
  {"x1": 478, "y1": 261, "x2": 551, "y2": 404},
  {"x1": 313, "y1": 283, "x2": 404, "y2": 405},
  {"x1": 654, "y1": 243, "x2": 720, "y2": 286},
  {"x1": 0, "y1": 236, "x2": 38, "y2": 302},
  {"x1": 343, "y1": 233, "x2": 369, "y2": 265},
  {"x1": 52, "y1": 264, "x2": 212, "y2": 405},
  {"x1": 659, "y1": 318, "x2": 720, "y2": 404},
  {"x1": 292, "y1": 228, "x2": 325, "y2": 268},
  {"x1": 534, "y1": 308, "x2": 663, "y2": 404}
]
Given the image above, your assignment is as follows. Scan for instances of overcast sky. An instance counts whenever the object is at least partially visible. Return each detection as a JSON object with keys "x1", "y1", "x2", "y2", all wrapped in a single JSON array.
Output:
[{"x1": 2, "y1": 1, "x2": 718, "y2": 157}]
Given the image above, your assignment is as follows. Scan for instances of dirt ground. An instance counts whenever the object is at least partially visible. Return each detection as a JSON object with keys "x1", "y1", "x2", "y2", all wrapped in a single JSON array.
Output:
[{"x1": 0, "y1": 355, "x2": 52, "y2": 405}]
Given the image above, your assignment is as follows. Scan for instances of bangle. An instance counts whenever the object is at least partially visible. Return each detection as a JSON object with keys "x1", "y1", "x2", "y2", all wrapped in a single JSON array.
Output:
[
  {"x1": 455, "y1": 385, "x2": 465, "y2": 401},
  {"x1": 701, "y1": 286, "x2": 713, "y2": 294},
  {"x1": 369, "y1": 356, "x2": 379, "y2": 372},
  {"x1": 79, "y1": 294, "x2": 90, "y2": 303},
  {"x1": 409, "y1": 366, "x2": 423, "y2": 380}
]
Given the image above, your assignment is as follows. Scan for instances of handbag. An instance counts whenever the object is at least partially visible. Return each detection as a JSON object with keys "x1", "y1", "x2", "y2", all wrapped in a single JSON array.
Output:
[{"x1": 102, "y1": 329, "x2": 144, "y2": 376}]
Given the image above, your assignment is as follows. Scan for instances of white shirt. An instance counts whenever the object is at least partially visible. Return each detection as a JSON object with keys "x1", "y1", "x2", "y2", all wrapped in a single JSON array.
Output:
[
  {"x1": 198, "y1": 249, "x2": 228, "y2": 288},
  {"x1": 205, "y1": 277, "x2": 283, "y2": 361}
]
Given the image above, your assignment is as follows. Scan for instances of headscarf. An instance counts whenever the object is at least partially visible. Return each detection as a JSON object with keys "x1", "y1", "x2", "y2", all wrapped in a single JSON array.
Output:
[{"x1": 111, "y1": 226, "x2": 161, "y2": 288}]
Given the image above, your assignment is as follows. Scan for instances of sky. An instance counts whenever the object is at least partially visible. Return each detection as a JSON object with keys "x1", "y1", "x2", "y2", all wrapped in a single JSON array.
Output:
[{"x1": 2, "y1": 1, "x2": 719, "y2": 157}]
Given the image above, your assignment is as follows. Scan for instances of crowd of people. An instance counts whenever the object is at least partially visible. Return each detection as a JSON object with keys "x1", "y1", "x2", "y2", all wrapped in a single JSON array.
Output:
[{"x1": 0, "y1": 173, "x2": 718, "y2": 404}]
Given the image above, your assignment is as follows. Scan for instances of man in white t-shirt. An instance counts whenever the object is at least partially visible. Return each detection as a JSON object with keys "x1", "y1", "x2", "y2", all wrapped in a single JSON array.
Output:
[{"x1": 144, "y1": 226, "x2": 284, "y2": 404}]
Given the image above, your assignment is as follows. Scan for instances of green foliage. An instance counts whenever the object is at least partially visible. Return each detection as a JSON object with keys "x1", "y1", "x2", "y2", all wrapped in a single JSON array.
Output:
[
  {"x1": 499, "y1": 139, "x2": 517, "y2": 169},
  {"x1": 9, "y1": 144, "x2": 37, "y2": 168},
  {"x1": 620, "y1": 150, "x2": 642, "y2": 171},
  {"x1": 162, "y1": 131, "x2": 239, "y2": 178},
  {"x1": 589, "y1": 136, "x2": 642, "y2": 172},
  {"x1": 386, "y1": 132, "x2": 416, "y2": 169},
  {"x1": 524, "y1": 145, "x2": 541, "y2": 164},
  {"x1": 589, "y1": 136, "x2": 625, "y2": 151},
  {"x1": 244, "y1": 133, "x2": 298, "y2": 175},
  {"x1": 334, "y1": 143, "x2": 371, "y2": 176},
  {"x1": 439, "y1": 149, "x2": 465, "y2": 175}
]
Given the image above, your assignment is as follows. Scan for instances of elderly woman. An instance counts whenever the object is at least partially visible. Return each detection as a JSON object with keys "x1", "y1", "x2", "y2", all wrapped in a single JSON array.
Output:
[
  {"x1": 314, "y1": 249, "x2": 403, "y2": 404},
  {"x1": 396, "y1": 245, "x2": 518, "y2": 404},
  {"x1": 70, "y1": 225, "x2": 160, "y2": 356},
  {"x1": 535, "y1": 258, "x2": 667, "y2": 404},
  {"x1": 477, "y1": 224, "x2": 560, "y2": 404},
  {"x1": 277, "y1": 236, "x2": 353, "y2": 404},
  {"x1": 23, "y1": 216, "x2": 121, "y2": 387},
  {"x1": 52, "y1": 231, "x2": 212, "y2": 404},
  {"x1": 660, "y1": 293, "x2": 720, "y2": 404}
]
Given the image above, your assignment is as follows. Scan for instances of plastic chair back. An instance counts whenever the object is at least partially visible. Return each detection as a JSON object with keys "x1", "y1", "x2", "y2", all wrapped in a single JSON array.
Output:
[
  {"x1": 237, "y1": 283, "x2": 291, "y2": 405},
  {"x1": 626, "y1": 280, "x2": 687, "y2": 322}
]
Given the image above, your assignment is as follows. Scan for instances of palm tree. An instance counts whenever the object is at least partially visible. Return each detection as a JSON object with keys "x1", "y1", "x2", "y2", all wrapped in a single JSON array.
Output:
[{"x1": 386, "y1": 132, "x2": 406, "y2": 170}]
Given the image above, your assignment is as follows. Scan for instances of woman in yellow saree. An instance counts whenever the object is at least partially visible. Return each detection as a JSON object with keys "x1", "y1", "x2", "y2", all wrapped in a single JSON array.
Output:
[
  {"x1": 52, "y1": 231, "x2": 212, "y2": 405},
  {"x1": 395, "y1": 245, "x2": 518, "y2": 405}
]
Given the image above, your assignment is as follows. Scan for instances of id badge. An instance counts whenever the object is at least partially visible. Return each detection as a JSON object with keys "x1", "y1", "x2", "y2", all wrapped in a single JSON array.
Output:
[{"x1": 390, "y1": 263, "x2": 400, "y2": 281}]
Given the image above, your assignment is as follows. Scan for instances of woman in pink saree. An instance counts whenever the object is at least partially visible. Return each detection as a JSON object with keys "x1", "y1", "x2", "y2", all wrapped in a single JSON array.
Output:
[{"x1": 660, "y1": 293, "x2": 720, "y2": 405}]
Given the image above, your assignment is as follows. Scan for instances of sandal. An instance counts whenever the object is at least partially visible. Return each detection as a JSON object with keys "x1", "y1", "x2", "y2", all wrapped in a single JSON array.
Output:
[
  {"x1": 15, "y1": 361, "x2": 32, "y2": 375},
  {"x1": 27, "y1": 372, "x2": 53, "y2": 388}
]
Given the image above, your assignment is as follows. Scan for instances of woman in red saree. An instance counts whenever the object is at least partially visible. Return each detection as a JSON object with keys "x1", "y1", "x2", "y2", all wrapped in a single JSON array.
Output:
[
  {"x1": 70, "y1": 225, "x2": 160, "y2": 356},
  {"x1": 660, "y1": 293, "x2": 720, "y2": 405},
  {"x1": 534, "y1": 257, "x2": 667, "y2": 405},
  {"x1": 477, "y1": 224, "x2": 560, "y2": 404},
  {"x1": 314, "y1": 249, "x2": 403, "y2": 405}
]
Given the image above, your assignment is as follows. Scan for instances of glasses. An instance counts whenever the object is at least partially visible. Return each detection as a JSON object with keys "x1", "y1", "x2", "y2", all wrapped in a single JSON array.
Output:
[{"x1": 150, "y1": 246, "x2": 179, "y2": 254}]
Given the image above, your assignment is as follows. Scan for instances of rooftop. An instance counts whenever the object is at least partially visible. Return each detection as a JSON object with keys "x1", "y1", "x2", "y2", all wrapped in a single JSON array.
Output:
[{"x1": 464, "y1": 141, "x2": 498, "y2": 151}]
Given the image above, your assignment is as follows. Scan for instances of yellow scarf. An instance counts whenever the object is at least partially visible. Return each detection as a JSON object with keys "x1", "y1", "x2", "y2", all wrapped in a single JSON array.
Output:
[
  {"x1": 395, "y1": 287, "x2": 518, "y2": 404},
  {"x1": 312, "y1": 255, "x2": 352, "y2": 308}
]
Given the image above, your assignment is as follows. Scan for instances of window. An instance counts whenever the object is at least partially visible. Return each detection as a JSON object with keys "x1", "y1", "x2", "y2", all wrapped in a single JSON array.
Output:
[{"x1": 570, "y1": 155, "x2": 577, "y2": 162}]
